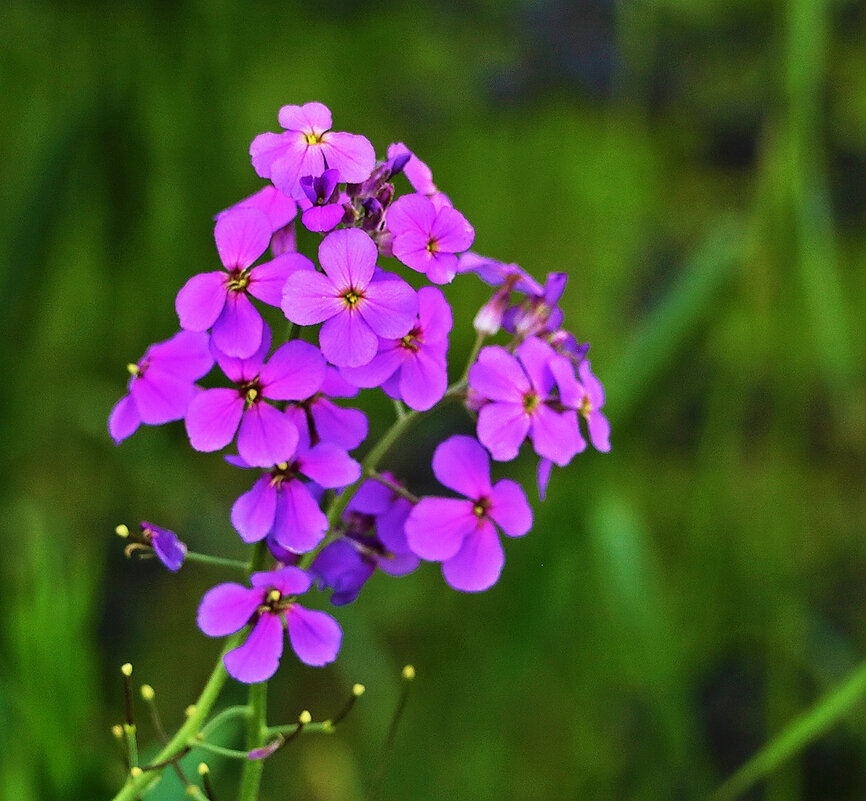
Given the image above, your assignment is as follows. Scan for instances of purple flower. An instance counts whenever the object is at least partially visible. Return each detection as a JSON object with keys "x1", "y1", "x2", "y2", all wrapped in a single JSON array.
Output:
[
  {"x1": 550, "y1": 356, "x2": 611, "y2": 453},
  {"x1": 298, "y1": 169, "x2": 347, "y2": 233},
  {"x1": 340, "y1": 286, "x2": 452, "y2": 411},
  {"x1": 457, "y1": 252, "x2": 544, "y2": 295},
  {"x1": 297, "y1": 367, "x2": 369, "y2": 451},
  {"x1": 386, "y1": 142, "x2": 438, "y2": 196},
  {"x1": 139, "y1": 522, "x2": 187, "y2": 572},
  {"x1": 176, "y1": 207, "x2": 312, "y2": 358},
  {"x1": 502, "y1": 272, "x2": 568, "y2": 338},
  {"x1": 468, "y1": 337, "x2": 583, "y2": 466},
  {"x1": 229, "y1": 416, "x2": 361, "y2": 554},
  {"x1": 281, "y1": 228, "x2": 418, "y2": 368},
  {"x1": 184, "y1": 326, "x2": 326, "y2": 466},
  {"x1": 387, "y1": 194, "x2": 474, "y2": 284},
  {"x1": 218, "y1": 185, "x2": 297, "y2": 234},
  {"x1": 109, "y1": 330, "x2": 214, "y2": 444},
  {"x1": 250, "y1": 102, "x2": 376, "y2": 200},
  {"x1": 197, "y1": 566, "x2": 342, "y2": 683},
  {"x1": 311, "y1": 474, "x2": 418, "y2": 605},
  {"x1": 405, "y1": 435, "x2": 532, "y2": 592}
]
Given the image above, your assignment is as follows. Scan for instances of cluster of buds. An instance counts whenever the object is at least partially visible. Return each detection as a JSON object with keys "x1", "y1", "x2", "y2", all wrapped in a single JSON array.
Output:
[{"x1": 111, "y1": 101, "x2": 610, "y2": 686}]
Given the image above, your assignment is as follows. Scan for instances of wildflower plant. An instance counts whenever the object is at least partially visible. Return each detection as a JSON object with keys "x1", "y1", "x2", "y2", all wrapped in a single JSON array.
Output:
[{"x1": 109, "y1": 101, "x2": 610, "y2": 801}]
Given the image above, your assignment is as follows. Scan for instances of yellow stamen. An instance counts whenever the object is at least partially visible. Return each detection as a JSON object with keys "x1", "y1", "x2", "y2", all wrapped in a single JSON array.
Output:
[{"x1": 126, "y1": 363, "x2": 140, "y2": 376}]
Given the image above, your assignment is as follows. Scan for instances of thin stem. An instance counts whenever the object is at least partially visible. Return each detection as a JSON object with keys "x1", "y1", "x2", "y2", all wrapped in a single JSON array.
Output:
[
  {"x1": 710, "y1": 655, "x2": 866, "y2": 800},
  {"x1": 365, "y1": 469, "x2": 419, "y2": 504},
  {"x1": 264, "y1": 720, "x2": 335, "y2": 737},
  {"x1": 199, "y1": 705, "x2": 249, "y2": 739},
  {"x1": 184, "y1": 552, "x2": 250, "y2": 571},
  {"x1": 237, "y1": 681, "x2": 268, "y2": 801},
  {"x1": 190, "y1": 740, "x2": 252, "y2": 760},
  {"x1": 392, "y1": 397, "x2": 407, "y2": 420},
  {"x1": 111, "y1": 632, "x2": 243, "y2": 801},
  {"x1": 459, "y1": 330, "x2": 487, "y2": 384}
]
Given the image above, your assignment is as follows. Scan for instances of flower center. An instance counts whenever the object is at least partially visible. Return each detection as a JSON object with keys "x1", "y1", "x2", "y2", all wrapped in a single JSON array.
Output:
[
  {"x1": 342, "y1": 288, "x2": 363, "y2": 308},
  {"x1": 304, "y1": 131, "x2": 324, "y2": 145},
  {"x1": 227, "y1": 269, "x2": 250, "y2": 293},
  {"x1": 472, "y1": 497, "x2": 491, "y2": 519},
  {"x1": 400, "y1": 326, "x2": 423, "y2": 353},
  {"x1": 523, "y1": 392, "x2": 540, "y2": 414},
  {"x1": 270, "y1": 461, "x2": 298, "y2": 488},
  {"x1": 579, "y1": 394, "x2": 594, "y2": 417},
  {"x1": 425, "y1": 238, "x2": 439, "y2": 254},
  {"x1": 126, "y1": 362, "x2": 142, "y2": 378},
  {"x1": 241, "y1": 380, "x2": 262, "y2": 408}
]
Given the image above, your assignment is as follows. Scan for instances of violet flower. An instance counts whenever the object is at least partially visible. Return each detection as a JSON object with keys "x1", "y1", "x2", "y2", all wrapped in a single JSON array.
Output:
[
  {"x1": 468, "y1": 336, "x2": 583, "y2": 466},
  {"x1": 550, "y1": 356, "x2": 611, "y2": 452},
  {"x1": 387, "y1": 193, "x2": 475, "y2": 285},
  {"x1": 229, "y1": 412, "x2": 361, "y2": 554},
  {"x1": 281, "y1": 227, "x2": 418, "y2": 368},
  {"x1": 109, "y1": 330, "x2": 213, "y2": 444},
  {"x1": 176, "y1": 207, "x2": 312, "y2": 358},
  {"x1": 340, "y1": 286, "x2": 452, "y2": 411},
  {"x1": 197, "y1": 566, "x2": 342, "y2": 683},
  {"x1": 298, "y1": 169, "x2": 347, "y2": 233},
  {"x1": 250, "y1": 102, "x2": 375, "y2": 200},
  {"x1": 218, "y1": 184, "x2": 297, "y2": 234},
  {"x1": 184, "y1": 325, "x2": 326, "y2": 467},
  {"x1": 139, "y1": 521, "x2": 187, "y2": 572},
  {"x1": 405, "y1": 435, "x2": 532, "y2": 592}
]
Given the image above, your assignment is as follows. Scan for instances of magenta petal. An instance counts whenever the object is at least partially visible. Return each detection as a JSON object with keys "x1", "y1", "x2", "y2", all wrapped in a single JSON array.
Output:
[
  {"x1": 340, "y1": 343, "x2": 404, "y2": 389},
  {"x1": 224, "y1": 613, "x2": 284, "y2": 683},
  {"x1": 469, "y1": 346, "x2": 529, "y2": 400},
  {"x1": 549, "y1": 354, "x2": 583, "y2": 409},
  {"x1": 405, "y1": 497, "x2": 477, "y2": 561},
  {"x1": 578, "y1": 360, "x2": 606, "y2": 408},
  {"x1": 231, "y1": 476, "x2": 278, "y2": 543},
  {"x1": 286, "y1": 605, "x2": 342, "y2": 666},
  {"x1": 537, "y1": 458, "x2": 554, "y2": 501},
  {"x1": 398, "y1": 348, "x2": 447, "y2": 411},
  {"x1": 387, "y1": 193, "x2": 436, "y2": 235},
  {"x1": 260, "y1": 340, "x2": 326, "y2": 401},
  {"x1": 417, "y1": 286, "x2": 453, "y2": 342},
  {"x1": 392, "y1": 230, "x2": 437, "y2": 274},
  {"x1": 311, "y1": 399, "x2": 367, "y2": 450},
  {"x1": 278, "y1": 101, "x2": 332, "y2": 134},
  {"x1": 248, "y1": 252, "x2": 314, "y2": 307},
  {"x1": 318, "y1": 227, "x2": 376, "y2": 289},
  {"x1": 424, "y1": 253, "x2": 459, "y2": 285},
  {"x1": 211, "y1": 292, "x2": 263, "y2": 359},
  {"x1": 587, "y1": 411, "x2": 611, "y2": 452},
  {"x1": 270, "y1": 136, "x2": 326, "y2": 200},
  {"x1": 359, "y1": 277, "x2": 418, "y2": 339},
  {"x1": 237, "y1": 404, "x2": 299, "y2": 468},
  {"x1": 299, "y1": 443, "x2": 361, "y2": 488},
  {"x1": 387, "y1": 143, "x2": 437, "y2": 195},
  {"x1": 432, "y1": 435, "x2": 492, "y2": 498},
  {"x1": 197, "y1": 583, "x2": 262, "y2": 636},
  {"x1": 442, "y1": 522, "x2": 504, "y2": 592},
  {"x1": 214, "y1": 207, "x2": 271, "y2": 270},
  {"x1": 146, "y1": 330, "x2": 214, "y2": 379},
  {"x1": 176, "y1": 271, "x2": 227, "y2": 332},
  {"x1": 515, "y1": 337, "x2": 556, "y2": 396},
  {"x1": 431, "y1": 205, "x2": 474, "y2": 253},
  {"x1": 476, "y1": 402, "x2": 530, "y2": 462},
  {"x1": 529, "y1": 405, "x2": 582, "y2": 466},
  {"x1": 272, "y1": 480, "x2": 328, "y2": 553},
  {"x1": 212, "y1": 322, "x2": 271, "y2": 384},
  {"x1": 109, "y1": 394, "x2": 141, "y2": 444},
  {"x1": 281, "y1": 269, "x2": 342, "y2": 326},
  {"x1": 321, "y1": 131, "x2": 376, "y2": 183},
  {"x1": 252, "y1": 564, "x2": 313, "y2": 595},
  {"x1": 320, "y1": 310, "x2": 378, "y2": 368},
  {"x1": 488, "y1": 479, "x2": 532, "y2": 537},
  {"x1": 250, "y1": 131, "x2": 293, "y2": 178},
  {"x1": 185, "y1": 389, "x2": 245, "y2": 453},
  {"x1": 301, "y1": 203, "x2": 346, "y2": 233},
  {"x1": 130, "y1": 369, "x2": 196, "y2": 424}
]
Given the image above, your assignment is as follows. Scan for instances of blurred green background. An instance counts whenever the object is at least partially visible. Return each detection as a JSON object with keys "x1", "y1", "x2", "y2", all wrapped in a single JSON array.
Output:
[{"x1": 2, "y1": 0, "x2": 865, "y2": 798}]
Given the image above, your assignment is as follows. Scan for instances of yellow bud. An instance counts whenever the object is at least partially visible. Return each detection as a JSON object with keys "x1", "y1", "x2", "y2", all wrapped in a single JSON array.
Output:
[
  {"x1": 299, "y1": 710, "x2": 312, "y2": 725},
  {"x1": 121, "y1": 662, "x2": 133, "y2": 677},
  {"x1": 402, "y1": 664, "x2": 416, "y2": 680},
  {"x1": 185, "y1": 705, "x2": 196, "y2": 718},
  {"x1": 123, "y1": 723, "x2": 136, "y2": 736},
  {"x1": 130, "y1": 766, "x2": 143, "y2": 778},
  {"x1": 352, "y1": 683, "x2": 365, "y2": 697},
  {"x1": 115, "y1": 524, "x2": 130, "y2": 538},
  {"x1": 111, "y1": 724, "x2": 124, "y2": 739},
  {"x1": 126, "y1": 363, "x2": 140, "y2": 376},
  {"x1": 141, "y1": 684, "x2": 155, "y2": 701},
  {"x1": 185, "y1": 786, "x2": 199, "y2": 797},
  {"x1": 198, "y1": 762, "x2": 209, "y2": 776}
]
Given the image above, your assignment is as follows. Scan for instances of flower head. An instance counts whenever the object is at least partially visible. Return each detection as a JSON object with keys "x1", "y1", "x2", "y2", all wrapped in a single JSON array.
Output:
[
  {"x1": 197, "y1": 566, "x2": 342, "y2": 683},
  {"x1": 405, "y1": 435, "x2": 532, "y2": 592}
]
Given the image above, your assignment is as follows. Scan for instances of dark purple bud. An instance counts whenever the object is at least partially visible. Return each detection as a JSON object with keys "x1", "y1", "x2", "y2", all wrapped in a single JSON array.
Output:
[
  {"x1": 387, "y1": 151, "x2": 411, "y2": 178},
  {"x1": 376, "y1": 182, "x2": 395, "y2": 209},
  {"x1": 360, "y1": 198, "x2": 384, "y2": 232}
]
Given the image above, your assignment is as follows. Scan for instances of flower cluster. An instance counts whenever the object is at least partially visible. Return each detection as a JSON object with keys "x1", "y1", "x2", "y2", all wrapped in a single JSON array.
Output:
[{"x1": 111, "y1": 101, "x2": 610, "y2": 684}]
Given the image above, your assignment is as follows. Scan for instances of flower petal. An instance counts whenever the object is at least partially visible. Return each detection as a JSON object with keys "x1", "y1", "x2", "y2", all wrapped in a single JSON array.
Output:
[
  {"x1": 468, "y1": 346, "x2": 529, "y2": 401},
  {"x1": 247, "y1": 252, "x2": 314, "y2": 306},
  {"x1": 431, "y1": 435, "x2": 492, "y2": 498},
  {"x1": 299, "y1": 442, "x2": 361, "y2": 488},
  {"x1": 131, "y1": 369, "x2": 196, "y2": 425},
  {"x1": 441, "y1": 522, "x2": 504, "y2": 592},
  {"x1": 211, "y1": 292, "x2": 264, "y2": 359},
  {"x1": 476, "y1": 402, "x2": 530, "y2": 462},
  {"x1": 310, "y1": 399, "x2": 367, "y2": 450},
  {"x1": 260, "y1": 340, "x2": 326, "y2": 401},
  {"x1": 176, "y1": 271, "x2": 227, "y2": 332},
  {"x1": 488, "y1": 479, "x2": 532, "y2": 537},
  {"x1": 224, "y1": 613, "x2": 284, "y2": 683},
  {"x1": 109, "y1": 394, "x2": 141, "y2": 444},
  {"x1": 237, "y1": 404, "x2": 299, "y2": 468},
  {"x1": 197, "y1": 582, "x2": 262, "y2": 636},
  {"x1": 319, "y1": 310, "x2": 378, "y2": 368},
  {"x1": 405, "y1": 497, "x2": 477, "y2": 562},
  {"x1": 359, "y1": 276, "x2": 418, "y2": 339},
  {"x1": 231, "y1": 476, "x2": 278, "y2": 543},
  {"x1": 271, "y1": 480, "x2": 328, "y2": 553},
  {"x1": 318, "y1": 227, "x2": 376, "y2": 290},
  {"x1": 286, "y1": 605, "x2": 342, "y2": 666},
  {"x1": 214, "y1": 207, "x2": 271, "y2": 270},
  {"x1": 281, "y1": 269, "x2": 342, "y2": 326},
  {"x1": 185, "y1": 389, "x2": 244, "y2": 453},
  {"x1": 321, "y1": 131, "x2": 376, "y2": 184},
  {"x1": 398, "y1": 348, "x2": 447, "y2": 411},
  {"x1": 278, "y1": 102, "x2": 332, "y2": 134}
]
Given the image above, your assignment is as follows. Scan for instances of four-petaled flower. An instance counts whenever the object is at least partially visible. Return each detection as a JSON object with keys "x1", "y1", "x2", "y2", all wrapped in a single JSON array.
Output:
[
  {"x1": 405, "y1": 435, "x2": 532, "y2": 592},
  {"x1": 281, "y1": 227, "x2": 418, "y2": 368},
  {"x1": 197, "y1": 566, "x2": 342, "y2": 683}
]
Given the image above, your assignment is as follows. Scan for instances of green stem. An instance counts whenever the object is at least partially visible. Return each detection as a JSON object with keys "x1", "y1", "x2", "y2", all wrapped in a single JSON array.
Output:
[
  {"x1": 184, "y1": 552, "x2": 250, "y2": 571},
  {"x1": 710, "y1": 656, "x2": 866, "y2": 800},
  {"x1": 365, "y1": 469, "x2": 420, "y2": 503},
  {"x1": 111, "y1": 633, "x2": 243, "y2": 801},
  {"x1": 237, "y1": 681, "x2": 268, "y2": 801},
  {"x1": 264, "y1": 720, "x2": 335, "y2": 737},
  {"x1": 199, "y1": 705, "x2": 249, "y2": 738},
  {"x1": 191, "y1": 740, "x2": 252, "y2": 760}
]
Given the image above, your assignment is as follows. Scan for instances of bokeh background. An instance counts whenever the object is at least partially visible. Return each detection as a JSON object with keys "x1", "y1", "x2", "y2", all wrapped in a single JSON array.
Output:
[{"x1": 2, "y1": 0, "x2": 865, "y2": 799}]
